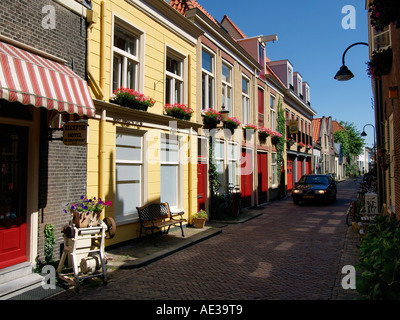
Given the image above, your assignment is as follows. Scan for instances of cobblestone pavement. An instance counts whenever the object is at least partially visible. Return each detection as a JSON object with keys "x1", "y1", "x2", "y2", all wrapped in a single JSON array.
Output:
[{"x1": 49, "y1": 178, "x2": 364, "y2": 301}]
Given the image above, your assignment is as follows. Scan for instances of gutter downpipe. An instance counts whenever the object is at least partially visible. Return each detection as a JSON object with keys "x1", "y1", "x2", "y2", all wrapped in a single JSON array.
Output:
[{"x1": 99, "y1": 0, "x2": 107, "y2": 218}]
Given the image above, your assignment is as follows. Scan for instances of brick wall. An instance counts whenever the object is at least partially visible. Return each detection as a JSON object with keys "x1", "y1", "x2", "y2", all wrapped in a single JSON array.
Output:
[
  {"x1": 0, "y1": 0, "x2": 87, "y2": 79},
  {"x1": 0, "y1": 0, "x2": 89, "y2": 262}
]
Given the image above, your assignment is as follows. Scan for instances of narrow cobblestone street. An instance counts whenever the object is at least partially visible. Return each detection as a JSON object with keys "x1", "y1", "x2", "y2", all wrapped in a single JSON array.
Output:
[{"x1": 49, "y1": 178, "x2": 363, "y2": 301}]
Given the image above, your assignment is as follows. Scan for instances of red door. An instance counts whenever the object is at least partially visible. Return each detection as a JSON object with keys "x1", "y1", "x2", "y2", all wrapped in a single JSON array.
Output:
[
  {"x1": 306, "y1": 158, "x2": 312, "y2": 174},
  {"x1": 257, "y1": 152, "x2": 268, "y2": 204},
  {"x1": 287, "y1": 159, "x2": 293, "y2": 191},
  {"x1": 241, "y1": 148, "x2": 253, "y2": 208},
  {"x1": 297, "y1": 158, "x2": 303, "y2": 181},
  {"x1": 197, "y1": 162, "x2": 207, "y2": 212},
  {"x1": 0, "y1": 125, "x2": 28, "y2": 269}
]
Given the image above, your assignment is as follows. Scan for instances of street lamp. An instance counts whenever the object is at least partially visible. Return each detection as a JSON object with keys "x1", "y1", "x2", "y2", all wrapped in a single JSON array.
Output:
[
  {"x1": 361, "y1": 123, "x2": 377, "y2": 173},
  {"x1": 334, "y1": 42, "x2": 369, "y2": 81}
]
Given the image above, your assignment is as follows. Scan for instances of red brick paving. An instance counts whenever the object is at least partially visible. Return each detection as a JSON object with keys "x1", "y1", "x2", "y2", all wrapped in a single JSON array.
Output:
[{"x1": 49, "y1": 178, "x2": 363, "y2": 301}]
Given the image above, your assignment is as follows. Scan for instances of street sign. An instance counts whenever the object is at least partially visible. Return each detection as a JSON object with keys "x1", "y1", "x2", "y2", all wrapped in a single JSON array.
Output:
[{"x1": 63, "y1": 122, "x2": 88, "y2": 146}]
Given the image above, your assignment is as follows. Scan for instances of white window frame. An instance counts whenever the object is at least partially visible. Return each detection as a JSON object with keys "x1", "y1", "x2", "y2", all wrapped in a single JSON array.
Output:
[
  {"x1": 270, "y1": 95, "x2": 276, "y2": 131},
  {"x1": 160, "y1": 133, "x2": 183, "y2": 209},
  {"x1": 201, "y1": 47, "x2": 215, "y2": 110},
  {"x1": 165, "y1": 46, "x2": 187, "y2": 105},
  {"x1": 214, "y1": 139, "x2": 225, "y2": 193},
  {"x1": 111, "y1": 16, "x2": 144, "y2": 95},
  {"x1": 271, "y1": 152, "x2": 277, "y2": 187},
  {"x1": 242, "y1": 75, "x2": 250, "y2": 125},
  {"x1": 228, "y1": 141, "x2": 239, "y2": 186},
  {"x1": 287, "y1": 64, "x2": 293, "y2": 89},
  {"x1": 371, "y1": 25, "x2": 391, "y2": 52},
  {"x1": 221, "y1": 61, "x2": 233, "y2": 115},
  {"x1": 115, "y1": 129, "x2": 144, "y2": 224}
]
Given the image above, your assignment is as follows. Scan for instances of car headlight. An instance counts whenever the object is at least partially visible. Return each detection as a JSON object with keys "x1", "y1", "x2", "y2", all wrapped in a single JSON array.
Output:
[
  {"x1": 293, "y1": 190, "x2": 302, "y2": 194},
  {"x1": 317, "y1": 190, "x2": 326, "y2": 194}
]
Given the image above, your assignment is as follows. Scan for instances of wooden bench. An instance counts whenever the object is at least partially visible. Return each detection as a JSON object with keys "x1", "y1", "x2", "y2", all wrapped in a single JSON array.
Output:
[{"x1": 136, "y1": 202, "x2": 187, "y2": 238}]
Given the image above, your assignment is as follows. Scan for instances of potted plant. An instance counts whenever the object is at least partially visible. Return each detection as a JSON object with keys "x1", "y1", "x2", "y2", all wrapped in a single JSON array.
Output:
[
  {"x1": 202, "y1": 108, "x2": 221, "y2": 128},
  {"x1": 164, "y1": 103, "x2": 194, "y2": 120},
  {"x1": 64, "y1": 196, "x2": 112, "y2": 228},
  {"x1": 270, "y1": 130, "x2": 283, "y2": 145},
  {"x1": 258, "y1": 127, "x2": 271, "y2": 140},
  {"x1": 224, "y1": 117, "x2": 240, "y2": 133},
  {"x1": 243, "y1": 123, "x2": 257, "y2": 139},
  {"x1": 369, "y1": 0, "x2": 400, "y2": 29},
  {"x1": 192, "y1": 209, "x2": 208, "y2": 228},
  {"x1": 297, "y1": 142, "x2": 305, "y2": 150},
  {"x1": 111, "y1": 87, "x2": 155, "y2": 111},
  {"x1": 367, "y1": 48, "x2": 393, "y2": 80}
]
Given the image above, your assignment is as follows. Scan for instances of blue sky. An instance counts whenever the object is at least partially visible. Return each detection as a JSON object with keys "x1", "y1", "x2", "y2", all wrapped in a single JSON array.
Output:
[{"x1": 197, "y1": 0, "x2": 375, "y2": 148}]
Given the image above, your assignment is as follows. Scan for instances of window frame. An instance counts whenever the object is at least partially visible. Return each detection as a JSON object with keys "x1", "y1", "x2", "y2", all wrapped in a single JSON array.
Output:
[
  {"x1": 115, "y1": 129, "x2": 144, "y2": 224},
  {"x1": 241, "y1": 75, "x2": 250, "y2": 125},
  {"x1": 111, "y1": 16, "x2": 144, "y2": 95},
  {"x1": 165, "y1": 46, "x2": 188, "y2": 105},
  {"x1": 270, "y1": 94, "x2": 276, "y2": 131},
  {"x1": 160, "y1": 133, "x2": 183, "y2": 209},
  {"x1": 221, "y1": 60, "x2": 233, "y2": 115},
  {"x1": 201, "y1": 47, "x2": 215, "y2": 110}
]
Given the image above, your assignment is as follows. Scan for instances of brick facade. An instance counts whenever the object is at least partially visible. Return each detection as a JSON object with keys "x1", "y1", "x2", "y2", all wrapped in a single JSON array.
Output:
[{"x1": 0, "y1": 0, "x2": 88, "y2": 262}]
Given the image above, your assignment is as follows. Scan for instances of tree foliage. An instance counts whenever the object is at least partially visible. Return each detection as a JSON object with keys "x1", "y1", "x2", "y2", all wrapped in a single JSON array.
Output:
[{"x1": 333, "y1": 121, "x2": 365, "y2": 161}]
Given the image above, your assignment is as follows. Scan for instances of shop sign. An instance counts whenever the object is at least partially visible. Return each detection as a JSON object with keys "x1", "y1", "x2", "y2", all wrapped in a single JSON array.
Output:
[
  {"x1": 288, "y1": 120, "x2": 299, "y2": 134},
  {"x1": 63, "y1": 122, "x2": 88, "y2": 146}
]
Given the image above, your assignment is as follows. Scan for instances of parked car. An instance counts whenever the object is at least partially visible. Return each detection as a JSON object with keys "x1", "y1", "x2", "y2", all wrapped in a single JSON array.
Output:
[{"x1": 292, "y1": 174, "x2": 337, "y2": 204}]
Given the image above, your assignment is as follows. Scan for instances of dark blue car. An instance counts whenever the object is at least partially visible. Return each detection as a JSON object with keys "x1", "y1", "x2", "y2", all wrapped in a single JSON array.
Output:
[{"x1": 292, "y1": 174, "x2": 337, "y2": 204}]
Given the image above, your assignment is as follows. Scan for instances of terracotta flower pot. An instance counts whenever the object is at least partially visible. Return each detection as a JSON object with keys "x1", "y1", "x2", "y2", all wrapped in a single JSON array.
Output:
[{"x1": 193, "y1": 218, "x2": 206, "y2": 228}]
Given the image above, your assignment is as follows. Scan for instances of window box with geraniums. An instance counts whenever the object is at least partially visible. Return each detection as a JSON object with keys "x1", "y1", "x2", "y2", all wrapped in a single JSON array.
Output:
[
  {"x1": 367, "y1": 48, "x2": 393, "y2": 80},
  {"x1": 306, "y1": 144, "x2": 312, "y2": 151},
  {"x1": 243, "y1": 123, "x2": 257, "y2": 139},
  {"x1": 297, "y1": 142, "x2": 305, "y2": 150},
  {"x1": 111, "y1": 87, "x2": 155, "y2": 111},
  {"x1": 164, "y1": 103, "x2": 193, "y2": 120},
  {"x1": 64, "y1": 196, "x2": 112, "y2": 228},
  {"x1": 270, "y1": 130, "x2": 283, "y2": 145},
  {"x1": 258, "y1": 127, "x2": 271, "y2": 140},
  {"x1": 369, "y1": 0, "x2": 400, "y2": 29},
  {"x1": 192, "y1": 209, "x2": 208, "y2": 228},
  {"x1": 286, "y1": 138, "x2": 295, "y2": 148},
  {"x1": 202, "y1": 108, "x2": 221, "y2": 128},
  {"x1": 224, "y1": 117, "x2": 240, "y2": 132}
]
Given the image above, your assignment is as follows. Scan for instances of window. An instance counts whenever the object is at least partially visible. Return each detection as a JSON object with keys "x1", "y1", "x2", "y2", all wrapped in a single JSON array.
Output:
[
  {"x1": 228, "y1": 142, "x2": 238, "y2": 186},
  {"x1": 297, "y1": 77, "x2": 303, "y2": 98},
  {"x1": 372, "y1": 25, "x2": 391, "y2": 52},
  {"x1": 160, "y1": 134, "x2": 180, "y2": 208},
  {"x1": 270, "y1": 95, "x2": 276, "y2": 131},
  {"x1": 165, "y1": 50, "x2": 185, "y2": 105},
  {"x1": 214, "y1": 140, "x2": 225, "y2": 192},
  {"x1": 271, "y1": 152, "x2": 277, "y2": 187},
  {"x1": 202, "y1": 49, "x2": 215, "y2": 110},
  {"x1": 242, "y1": 76, "x2": 250, "y2": 124},
  {"x1": 221, "y1": 62, "x2": 232, "y2": 115},
  {"x1": 287, "y1": 64, "x2": 293, "y2": 90},
  {"x1": 112, "y1": 23, "x2": 141, "y2": 93},
  {"x1": 115, "y1": 131, "x2": 143, "y2": 222},
  {"x1": 258, "y1": 88, "x2": 264, "y2": 127}
]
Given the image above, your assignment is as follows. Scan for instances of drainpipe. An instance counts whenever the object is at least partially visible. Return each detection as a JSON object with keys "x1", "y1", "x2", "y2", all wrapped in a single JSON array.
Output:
[{"x1": 98, "y1": 0, "x2": 107, "y2": 218}]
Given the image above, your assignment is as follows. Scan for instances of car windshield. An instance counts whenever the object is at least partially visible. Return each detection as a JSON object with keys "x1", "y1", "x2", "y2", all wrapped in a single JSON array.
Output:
[{"x1": 299, "y1": 176, "x2": 329, "y2": 185}]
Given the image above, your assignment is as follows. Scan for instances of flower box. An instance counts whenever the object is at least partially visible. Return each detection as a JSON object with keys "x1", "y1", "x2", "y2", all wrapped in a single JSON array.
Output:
[
  {"x1": 64, "y1": 196, "x2": 112, "y2": 228},
  {"x1": 72, "y1": 210, "x2": 100, "y2": 228},
  {"x1": 193, "y1": 218, "x2": 206, "y2": 228},
  {"x1": 111, "y1": 87, "x2": 155, "y2": 111},
  {"x1": 202, "y1": 109, "x2": 221, "y2": 128},
  {"x1": 165, "y1": 103, "x2": 193, "y2": 120}
]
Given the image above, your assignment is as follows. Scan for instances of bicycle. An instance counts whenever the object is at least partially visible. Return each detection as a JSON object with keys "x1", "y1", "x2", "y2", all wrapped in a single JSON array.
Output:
[{"x1": 346, "y1": 201, "x2": 356, "y2": 226}]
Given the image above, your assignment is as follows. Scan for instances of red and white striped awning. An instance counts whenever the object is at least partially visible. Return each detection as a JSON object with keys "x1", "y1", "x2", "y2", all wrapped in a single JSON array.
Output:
[{"x1": 0, "y1": 40, "x2": 95, "y2": 117}]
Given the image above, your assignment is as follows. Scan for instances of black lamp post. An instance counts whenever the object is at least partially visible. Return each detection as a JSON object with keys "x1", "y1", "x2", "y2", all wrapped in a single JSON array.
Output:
[
  {"x1": 334, "y1": 42, "x2": 369, "y2": 81},
  {"x1": 361, "y1": 123, "x2": 377, "y2": 174}
]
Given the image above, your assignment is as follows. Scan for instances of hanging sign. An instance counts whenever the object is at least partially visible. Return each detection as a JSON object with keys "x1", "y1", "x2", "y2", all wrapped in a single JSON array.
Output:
[
  {"x1": 63, "y1": 122, "x2": 88, "y2": 146},
  {"x1": 288, "y1": 120, "x2": 299, "y2": 134}
]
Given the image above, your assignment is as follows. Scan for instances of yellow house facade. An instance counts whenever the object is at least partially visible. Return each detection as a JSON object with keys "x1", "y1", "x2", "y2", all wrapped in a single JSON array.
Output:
[{"x1": 86, "y1": 0, "x2": 203, "y2": 245}]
